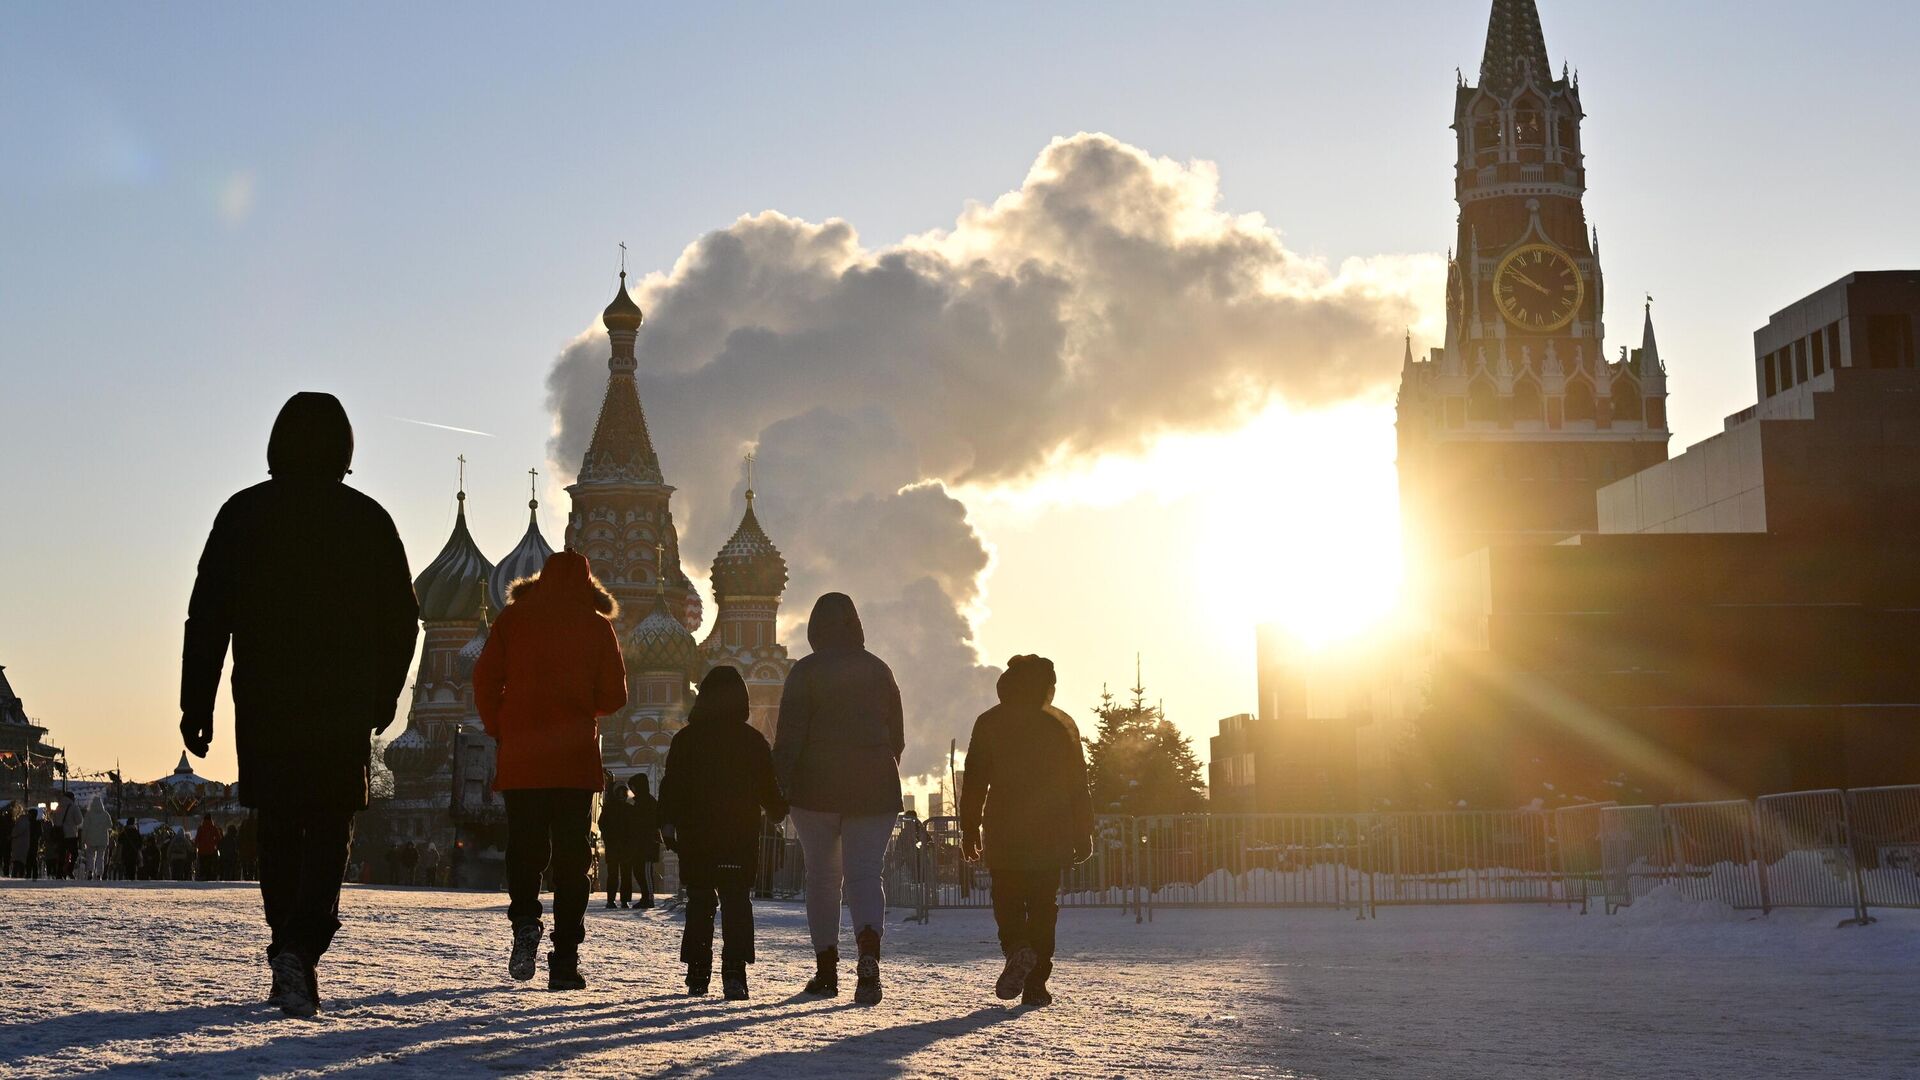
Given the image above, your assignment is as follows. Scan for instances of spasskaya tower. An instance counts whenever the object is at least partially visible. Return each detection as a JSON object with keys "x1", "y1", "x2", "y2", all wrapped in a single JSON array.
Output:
[{"x1": 1397, "y1": 0, "x2": 1669, "y2": 575}]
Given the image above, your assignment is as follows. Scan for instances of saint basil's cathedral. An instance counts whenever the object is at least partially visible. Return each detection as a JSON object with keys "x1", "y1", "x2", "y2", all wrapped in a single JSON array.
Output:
[{"x1": 376, "y1": 276, "x2": 791, "y2": 858}]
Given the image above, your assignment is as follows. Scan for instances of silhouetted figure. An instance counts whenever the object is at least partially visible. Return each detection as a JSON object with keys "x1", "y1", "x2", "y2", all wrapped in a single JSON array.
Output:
[
  {"x1": 421, "y1": 840, "x2": 440, "y2": 887},
  {"x1": 599, "y1": 780, "x2": 634, "y2": 908},
  {"x1": 235, "y1": 813, "x2": 259, "y2": 881},
  {"x1": 8, "y1": 807, "x2": 28, "y2": 878},
  {"x1": 168, "y1": 826, "x2": 194, "y2": 880},
  {"x1": 194, "y1": 814, "x2": 223, "y2": 882},
  {"x1": 399, "y1": 840, "x2": 419, "y2": 886},
  {"x1": 773, "y1": 592, "x2": 905, "y2": 1005},
  {"x1": 139, "y1": 831, "x2": 161, "y2": 881},
  {"x1": 960, "y1": 655, "x2": 1093, "y2": 1008},
  {"x1": 473, "y1": 549, "x2": 628, "y2": 992},
  {"x1": 659, "y1": 666, "x2": 789, "y2": 1000},
  {"x1": 628, "y1": 773, "x2": 660, "y2": 908},
  {"x1": 118, "y1": 819, "x2": 144, "y2": 881},
  {"x1": 179, "y1": 391, "x2": 421, "y2": 1017},
  {"x1": 82, "y1": 799, "x2": 111, "y2": 880}
]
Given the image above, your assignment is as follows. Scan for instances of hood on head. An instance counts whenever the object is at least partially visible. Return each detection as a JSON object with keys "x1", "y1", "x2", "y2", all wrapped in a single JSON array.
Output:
[
  {"x1": 511, "y1": 549, "x2": 616, "y2": 616},
  {"x1": 996, "y1": 654, "x2": 1056, "y2": 707},
  {"x1": 806, "y1": 592, "x2": 864, "y2": 652},
  {"x1": 688, "y1": 665, "x2": 750, "y2": 726},
  {"x1": 627, "y1": 772, "x2": 650, "y2": 796},
  {"x1": 267, "y1": 392, "x2": 354, "y2": 479}
]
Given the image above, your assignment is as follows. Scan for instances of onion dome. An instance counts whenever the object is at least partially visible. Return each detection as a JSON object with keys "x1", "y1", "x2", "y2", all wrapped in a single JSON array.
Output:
[
  {"x1": 383, "y1": 725, "x2": 431, "y2": 776},
  {"x1": 456, "y1": 582, "x2": 493, "y2": 680},
  {"x1": 628, "y1": 590, "x2": 699, "y2": 676},
  {"x1": 710, "y1": 490, "x2": 787, "y2": 601},
  {"x1": 491, "y1": 477, "x2": 555, "y2": 613},
  {"x1": 414, "y1": 488, "x2": 495, "y2": 623},
  {"x1": 602, "y1": 272, "x2": 644, "y2": 334}
]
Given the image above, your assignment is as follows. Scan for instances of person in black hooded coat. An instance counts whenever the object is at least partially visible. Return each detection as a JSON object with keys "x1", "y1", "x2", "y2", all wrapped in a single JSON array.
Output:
[
  {"x1": 960, "y1": 654, "x2": 1093, "y2": 1007},
  {"x1": 658, "y1": 666, "x2": 788, "y2": 999},
  {"x1": 772, "y1": 592, "x2": 904, "y2": 1004},
  {"x1": 179, "y1": 391, "x2": 420, "y2": 1016}
]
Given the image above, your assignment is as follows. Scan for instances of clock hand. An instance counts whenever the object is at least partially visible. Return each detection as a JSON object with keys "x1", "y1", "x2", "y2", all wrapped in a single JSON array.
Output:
[{"x1": 1509, "y1": 270, "x2": 1553, "y2": 295}]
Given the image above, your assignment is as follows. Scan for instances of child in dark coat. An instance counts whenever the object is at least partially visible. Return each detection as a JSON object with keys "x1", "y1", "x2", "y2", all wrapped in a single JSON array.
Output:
[
  {"x1": 659, "y1": 666, "x2": 789, "y2": 1000},
  {"x1": 960, "y1": 654, "x2": 1093, "y2": 1007}
]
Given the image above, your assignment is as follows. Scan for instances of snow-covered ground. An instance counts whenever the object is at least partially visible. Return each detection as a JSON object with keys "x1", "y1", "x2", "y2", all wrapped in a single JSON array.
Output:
[{"x1": 1, "y1": 882, "x2": 1915, "y2": 1079}]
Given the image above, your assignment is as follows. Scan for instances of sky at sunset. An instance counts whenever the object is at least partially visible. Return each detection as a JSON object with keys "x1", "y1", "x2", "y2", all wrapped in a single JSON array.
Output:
[{"x1": 4, "y1": 1, "x2": 1919, "y2": 787}]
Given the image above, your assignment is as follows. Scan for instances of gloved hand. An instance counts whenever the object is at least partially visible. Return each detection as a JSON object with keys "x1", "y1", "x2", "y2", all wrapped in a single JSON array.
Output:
[
  {"x1": 180, "y1": 713, "x2": 213, "y2": 758},
  {"x1": 962, "y1": 828, "x2": 982, "y2": 862},
  {"x1": 660, "y1": 824, "x2": 678, "y2": 852}
]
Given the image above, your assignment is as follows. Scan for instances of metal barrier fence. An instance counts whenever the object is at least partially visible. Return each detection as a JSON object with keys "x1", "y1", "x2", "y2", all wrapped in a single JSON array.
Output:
[
  {"x1": 1848, "y1": 785, "x2": 1920, "y2": 910},
  {"x1": 724, "y1": 784, "x2": 1920, "y2": 922}
]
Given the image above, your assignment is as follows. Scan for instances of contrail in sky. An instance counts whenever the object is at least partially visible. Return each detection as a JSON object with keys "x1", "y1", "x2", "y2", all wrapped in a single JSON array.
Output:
[{"x1": 390, "y1": 416, "x2": 495, "y2": 438}]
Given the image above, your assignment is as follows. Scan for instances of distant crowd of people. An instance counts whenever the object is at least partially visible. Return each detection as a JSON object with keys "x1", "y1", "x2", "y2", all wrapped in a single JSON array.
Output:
[
  {"x1": 163, "y1": 392, "x2": 1096, "y2": 1018},
  {"x1": 5, "y1": 802, "x2": 260, "y2": 882}
]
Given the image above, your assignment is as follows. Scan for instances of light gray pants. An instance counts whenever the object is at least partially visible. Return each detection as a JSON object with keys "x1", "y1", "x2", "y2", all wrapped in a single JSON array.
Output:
[{"x1": 790, "y1": 807, "x2": 894, "y2": 953}]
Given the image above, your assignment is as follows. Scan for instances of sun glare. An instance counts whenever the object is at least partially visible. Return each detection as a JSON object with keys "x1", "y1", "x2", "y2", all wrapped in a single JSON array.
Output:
[{"x1": 1185, "y1": 398, "x2": 1405, "y2": 652}]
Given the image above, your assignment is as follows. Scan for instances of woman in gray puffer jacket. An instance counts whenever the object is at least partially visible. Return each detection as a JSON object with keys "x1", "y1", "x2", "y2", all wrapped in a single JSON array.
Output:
[{"x1": 773, "y1": 592, "x2": 904, "y2": 1005}]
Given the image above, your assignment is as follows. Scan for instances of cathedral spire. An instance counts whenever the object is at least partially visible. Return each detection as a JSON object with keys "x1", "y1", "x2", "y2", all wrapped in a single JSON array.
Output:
[
  {"x1": 576, "y1": 270, "x2": 667, "y2": 487},
  {"x1": 1640, "y1": 296, "x2": 1663, "y2": 375},
  {"x1": 1478, "y1": 0, "x2": 1551, "y2": 97}
]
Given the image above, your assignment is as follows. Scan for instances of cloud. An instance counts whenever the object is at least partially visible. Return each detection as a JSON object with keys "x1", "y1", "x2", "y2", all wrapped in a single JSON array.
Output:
[{"x1": 544, "y1": 132, "x2": 1436, "y2": 777}]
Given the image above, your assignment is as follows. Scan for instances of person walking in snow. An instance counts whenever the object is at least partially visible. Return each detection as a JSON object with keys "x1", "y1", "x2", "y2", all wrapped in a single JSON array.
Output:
[
  {"x1": 194, "y1": 814, "x2": 224, "y2": 882},
  {"x1": 472, "y1": 549, "x2": 628, "y2": 992},
  {"x1": 179, "y1": 391, "x2": 422, "y2": 1017},
  {"x1": 959, "y1": 654, "x2": 1093, "y2": 1008},
  {"x1": 168, "y1": 825, "x2": 195, "y2": 880},
  {"x1": 659, "y1": 666, "x2": 789, "y2": 1000},
  {"x1": 8, "y1": 806, "x2": 28, "y2": 878},
  {"x1": 56, "y1": 797, "x2": 85, "y2": 878},
  {"x1": 599, "y1": 779, "x2": 633, "y2": 909},
  {"x1": 83, "y1": 797, "x2": 112, "y2": 880},
  {"x1": 421, "y1": 841, "x2": 440, "y2": 887},
  {"x1": 628, "y1": 772, "x2": 660, "y2": 909},
  {"x1": 399, "y1": 840, "x2": 419, "y2": 886},
  {"x1": 773, "y1": 592, "x2": 905, "y2": 1005},
  {"x1": 118, "y1": 819, "x2": 142, "y2": 881}
]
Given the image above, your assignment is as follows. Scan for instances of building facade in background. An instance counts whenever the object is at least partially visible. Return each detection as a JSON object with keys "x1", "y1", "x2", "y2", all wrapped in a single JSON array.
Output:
[{"x1": 371, "y1": 275, "x2": 792, "y2": 862}]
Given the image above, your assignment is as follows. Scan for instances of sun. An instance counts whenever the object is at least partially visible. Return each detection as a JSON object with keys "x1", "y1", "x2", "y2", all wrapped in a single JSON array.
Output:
[{"x1": 1184, "y1": 399, "x2": 1405, "y2": 653}]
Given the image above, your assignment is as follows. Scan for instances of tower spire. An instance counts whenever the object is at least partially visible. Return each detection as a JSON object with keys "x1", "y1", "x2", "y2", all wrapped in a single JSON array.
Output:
[
  {"x1": 527, "y1": 467, "x2": 540, "y2": 522},
  {"x1": 1641, "y1": 295, "x2": 1663, "y2": 375},
  {"x1": 1478, "y1": 0, "x2": 1550, "y2": 96}
]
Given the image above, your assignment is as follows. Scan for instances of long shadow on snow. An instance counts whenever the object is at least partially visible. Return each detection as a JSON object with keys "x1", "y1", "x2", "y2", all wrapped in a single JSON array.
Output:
[
  {"x1": 119, "y1": 993, "x2": 854, "y2": 1076},
  {"x1": 691, "y1": 1006, "x2": 1019, "y2": 1080},
  {"x1": 0, "y1": 986, "x2": 505, "y2": 1066}
]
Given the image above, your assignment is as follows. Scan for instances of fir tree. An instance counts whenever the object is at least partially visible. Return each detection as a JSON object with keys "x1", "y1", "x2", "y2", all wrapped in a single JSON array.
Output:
[{"x1": 1084, "y1": 661, "x2": 1208, "y2": 815}]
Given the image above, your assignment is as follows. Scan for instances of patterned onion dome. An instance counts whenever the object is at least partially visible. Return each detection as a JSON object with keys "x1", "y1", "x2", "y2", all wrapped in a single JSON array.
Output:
[
  {"x1": 628, "y1": 591, "x2": 699, "y2": 675},
  {"x1": 490, "y1": 503, "x2": 554, "y2": 614},
  {"x1": 710, "y1": 493, "x2": 787, "y2": 601},
  {"x1": 383, "y1": 725, "x2": 432, "y2": 776},
  {"x1": 455, "y1": 608, "x2": 491, "y2": 680},
  {"x1": 602, "y1": 272, "x2": 644, "y2": 333},
  {"x1": 414, "y1": 493, "x2": 494, "y2": 623}
]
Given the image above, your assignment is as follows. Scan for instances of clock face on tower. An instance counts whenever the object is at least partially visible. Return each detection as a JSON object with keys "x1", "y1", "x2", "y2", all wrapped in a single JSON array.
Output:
[{"x1": 1493, "y1": 243, "x2": 1585, "y2": 332}]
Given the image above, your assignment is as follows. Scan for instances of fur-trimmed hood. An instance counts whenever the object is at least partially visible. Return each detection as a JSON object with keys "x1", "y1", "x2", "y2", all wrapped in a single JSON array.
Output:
[{"x1": 507, "y1": 550, "x2": 617, "y2": 617}]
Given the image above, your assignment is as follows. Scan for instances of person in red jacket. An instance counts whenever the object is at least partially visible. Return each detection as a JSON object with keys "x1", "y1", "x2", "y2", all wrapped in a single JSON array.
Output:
[
  {"x1": 193, "y1": 814, "x2": 224, "y2": 882},
  {"x1": 473, "y1": 549, "x2": 628, "y2": 991}
]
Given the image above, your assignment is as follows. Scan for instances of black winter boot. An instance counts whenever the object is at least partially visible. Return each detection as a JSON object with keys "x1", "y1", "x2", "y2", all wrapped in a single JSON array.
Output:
[
  {"x1": 854, "y1": 928, "x2": 883, "y2": 1006},
  {"x1": 996, "y1": 946, "x2": 1037, "y2": 1001},
  {"x1": 722, "y1": 961, "x2": 749, "y2": 1001},
  {"x1": 547, "y1": 951, "x2": 586, "y2": 992},
  {"x1": 686, "y1": 961, "x2": 712, "y2": 995},
  {"x1": 803, "y1": 947, "x2": 838, "y2": 997},
  {"x1": 509, "y1": 921, "x2": 542, "y2": 982},
  {"x1": 1022, "y1": 962, "x2": 1053, "y2": 1007}
]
